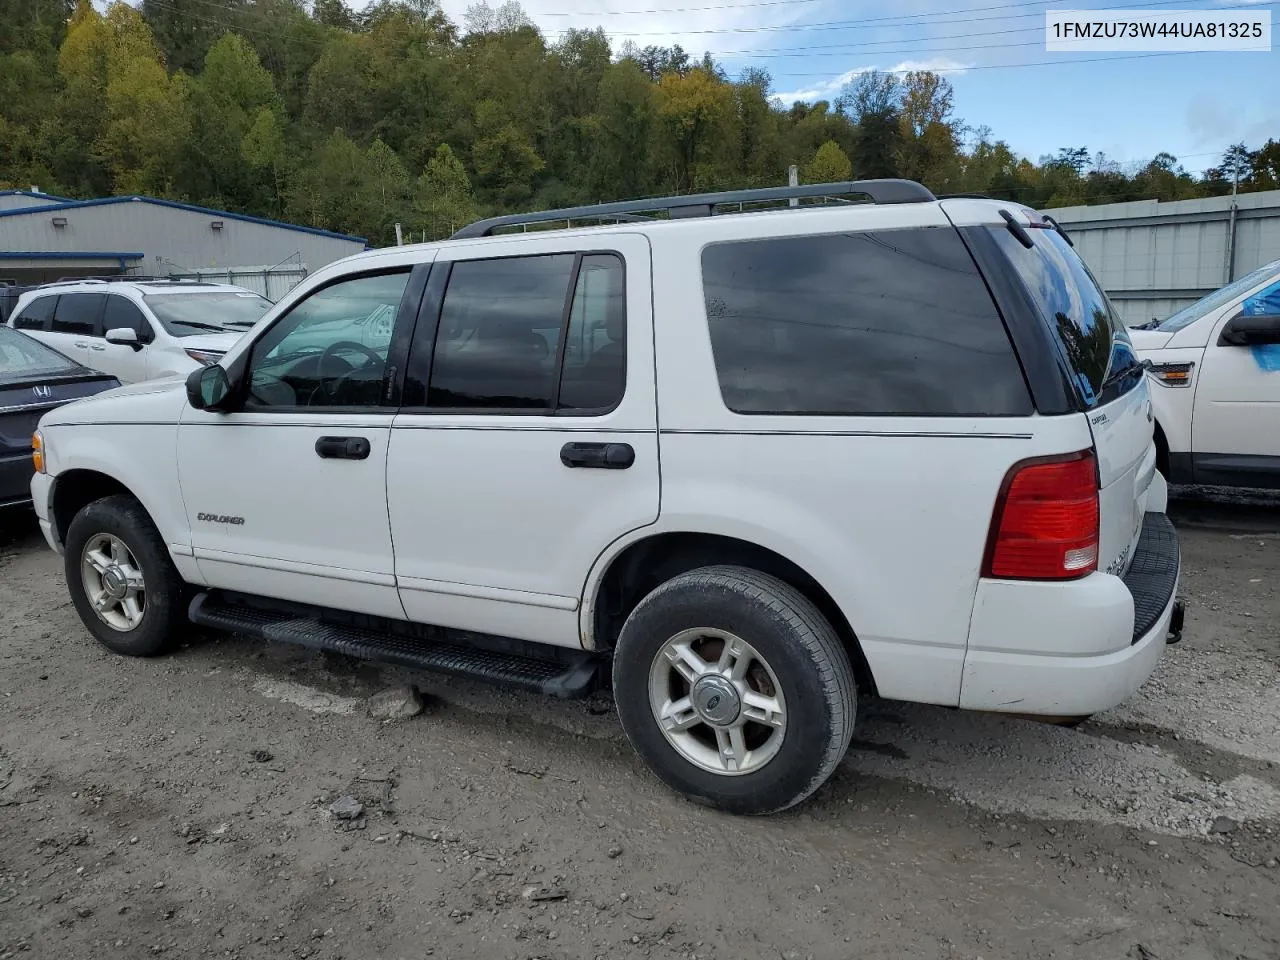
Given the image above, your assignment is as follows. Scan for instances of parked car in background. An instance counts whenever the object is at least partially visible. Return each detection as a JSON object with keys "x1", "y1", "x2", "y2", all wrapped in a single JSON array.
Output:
[
  {"x1": 7, "y1": 279, "x2": 273, "y2": 384},
  {"x1": 28, "y1": 181, "x2": 1181, "y2": 815},
  {"x1": 0, "y1": 326, "x2": 119, "y2": 509},
  {"x1": 1129, "y1": 258, "x2": 1280, "y2": 489}
]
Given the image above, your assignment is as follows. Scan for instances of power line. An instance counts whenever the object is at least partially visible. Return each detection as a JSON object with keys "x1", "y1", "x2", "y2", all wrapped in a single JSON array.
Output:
[
  {"x1": 765, "y1": 50, "x2": 1221, "y2": 78},
  {"x1": 542, "y1": 0, "x2": 1268, "y2": 37}
]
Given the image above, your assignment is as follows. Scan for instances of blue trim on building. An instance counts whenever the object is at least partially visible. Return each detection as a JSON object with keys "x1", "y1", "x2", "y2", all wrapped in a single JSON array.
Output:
[
  {"x1": 0, "y1": 189, "x2": 72, "y2": 203},
  {"x1": 0, "y1": 194, "x2": 367, "y2": 244},
  {"x1": 0, "y1": 251, "x2": 144, "y2": 260}
]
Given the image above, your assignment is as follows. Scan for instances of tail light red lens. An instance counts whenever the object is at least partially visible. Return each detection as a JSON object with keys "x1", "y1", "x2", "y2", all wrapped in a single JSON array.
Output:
[{"x1": 984, "y1": 450, "x2": 1099, "y2": 580}]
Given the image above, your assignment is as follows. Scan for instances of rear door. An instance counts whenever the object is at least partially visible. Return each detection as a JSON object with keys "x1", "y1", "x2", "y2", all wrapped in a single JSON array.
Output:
[
  {"x1": 387, "y1": 234, "x2": 658, "y2": 649},
  {"x1": 984, "y1": 213, "x2": 1154, "y2": 577},
  {"x1": 48, "y1": 293, "x2": 106, "y2": 370}
]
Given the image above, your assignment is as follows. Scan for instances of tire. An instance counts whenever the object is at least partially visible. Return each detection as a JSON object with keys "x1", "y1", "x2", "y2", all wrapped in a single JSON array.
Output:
[
  {"x1": 64, "y1": 494, "x2": 187, "y2": 657},
  {"x1": 612, "y1": 565, "x2": 857, "y2": 815}
]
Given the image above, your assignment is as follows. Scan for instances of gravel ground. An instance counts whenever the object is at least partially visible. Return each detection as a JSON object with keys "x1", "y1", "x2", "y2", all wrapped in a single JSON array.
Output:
[{"x1": 0, "y1": 496, "x2": 1278, "y2": 960}]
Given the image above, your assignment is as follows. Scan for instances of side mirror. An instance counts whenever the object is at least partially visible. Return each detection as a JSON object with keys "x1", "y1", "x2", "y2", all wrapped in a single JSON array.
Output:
[
  {"x1": 105, "y1": 327, "x2": 142, "y2": 351},
  {"x1": 1219, "y1": 313, "x2": 1280, "y2": 347},
  {"x1": 186, "y1": 364, "x2": 233, "y2": 412}
]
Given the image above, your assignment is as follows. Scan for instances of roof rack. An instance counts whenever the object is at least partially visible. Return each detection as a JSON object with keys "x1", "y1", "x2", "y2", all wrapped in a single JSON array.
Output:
[{"x1": 451, "y1": 178, "x2": 936, "y2": 240}]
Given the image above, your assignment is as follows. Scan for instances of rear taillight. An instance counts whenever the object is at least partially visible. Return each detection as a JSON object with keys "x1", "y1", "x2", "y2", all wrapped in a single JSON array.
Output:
[{"x1": 984, "y1": 450, "x2": 1099, "y2": 580}]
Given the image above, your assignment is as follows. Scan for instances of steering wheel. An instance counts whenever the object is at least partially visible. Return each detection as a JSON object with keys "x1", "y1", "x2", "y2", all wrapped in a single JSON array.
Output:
[{"x1": 318, "y1": 340, "x2": 384, "y2": 399}]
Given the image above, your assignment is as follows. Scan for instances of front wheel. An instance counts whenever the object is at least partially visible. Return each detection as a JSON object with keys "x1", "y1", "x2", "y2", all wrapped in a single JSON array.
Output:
[
  {"x1": 65, "y1": 494, "x2": 187, "y2": 657},
  {"x1": 612, "y1": 565, "x2": 857, "y2": 815}
]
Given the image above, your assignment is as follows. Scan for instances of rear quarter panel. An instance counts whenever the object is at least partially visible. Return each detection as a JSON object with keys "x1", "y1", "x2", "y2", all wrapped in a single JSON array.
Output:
[{"x1": 640, "y1": 208, "x2": 1098, "y2": 707}]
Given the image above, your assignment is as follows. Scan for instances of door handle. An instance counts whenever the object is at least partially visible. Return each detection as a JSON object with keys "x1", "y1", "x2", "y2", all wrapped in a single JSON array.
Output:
[
  {"x1": 315, "y1": 436, "x2": 371, "y2": 460},
  {"x1": 74, "y1": 341, "x2": 89, "y2": 348},
  {"x1": 90, "y1": 344, "x2": 105, "y2": 351},
  {"x1": 560, "y1": 441, "x2": 634, "y2": 470}
]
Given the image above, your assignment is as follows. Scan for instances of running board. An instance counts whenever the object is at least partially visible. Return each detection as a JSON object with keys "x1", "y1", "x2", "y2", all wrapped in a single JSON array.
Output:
[{"x1": 188, "y1": 592, "x2": 602, "y2": 699}]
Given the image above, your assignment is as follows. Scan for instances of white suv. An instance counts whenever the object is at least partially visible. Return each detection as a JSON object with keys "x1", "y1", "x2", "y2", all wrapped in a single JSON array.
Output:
[
  {"x1": 8, "y1": 279, "x2": 273, "y2": 384},
  {"x1": 1128, "y1": 258, "x2": 1280, "y2": 489},
  {"x1": 29, "y1": 181, "x2": 1183, "y2": 814}
]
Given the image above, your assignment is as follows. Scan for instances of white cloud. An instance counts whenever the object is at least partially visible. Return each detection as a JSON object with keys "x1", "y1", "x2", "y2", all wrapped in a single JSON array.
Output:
[
  {"x1": 774, "y1": 56, "x2": 972, "y2": 104},
  {"x1": 433, "y1": 0, "x2": 818, "y2": 57}
]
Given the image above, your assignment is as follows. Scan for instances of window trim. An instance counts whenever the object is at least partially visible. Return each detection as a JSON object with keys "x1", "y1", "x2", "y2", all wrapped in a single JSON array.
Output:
[
  {"x1": 226, "y1": 264, "x2": 424, "y2": 415},
  {"x1": 399, "y1": 249, "x2": 628, "y2": 418},
  {"x1": 699, "y1": 228, "x2": 1036, "y2": 419}
]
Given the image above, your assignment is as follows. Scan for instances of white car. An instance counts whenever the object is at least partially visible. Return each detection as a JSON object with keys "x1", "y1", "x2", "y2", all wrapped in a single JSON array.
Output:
[
  {"x1": 8, "y1": 279, "x2": 273, "y2": 384},
  {"x1": 1129, "y1": 258, "x2": 1280, "y2": 490},
  {"x1": 29, "y1": 181, "x2": 1182, "y2": 814}
]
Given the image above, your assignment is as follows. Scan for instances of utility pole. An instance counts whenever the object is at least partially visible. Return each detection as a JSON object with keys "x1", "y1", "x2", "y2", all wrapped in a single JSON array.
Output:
[
  {"x1": 788, "y1": 165, "x2": 799, "y2": 207},
  {"x1": 394, "y1": 222, "x2": 404, "y2": 246},
  {"x1": 1225, "y1": 158, "x2": 1240, "y2": 284}
]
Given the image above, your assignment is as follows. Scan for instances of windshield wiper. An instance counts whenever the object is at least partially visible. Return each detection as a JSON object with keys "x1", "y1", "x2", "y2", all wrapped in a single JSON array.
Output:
[
  {"x1": 177, "y1": 321, "x2": 230, "y2": 333},
  {"x1": 1099, "y1": 358, "x2": 1148, "y2": 392}
]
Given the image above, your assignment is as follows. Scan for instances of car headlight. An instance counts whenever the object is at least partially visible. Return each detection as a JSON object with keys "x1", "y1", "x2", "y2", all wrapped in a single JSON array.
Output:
[
  {"x1": 185, "y1": 349, "x2": 225, "y2": 367},
  {"x1": 32, "y1": 430, "x2": 45, "y2": 474}
]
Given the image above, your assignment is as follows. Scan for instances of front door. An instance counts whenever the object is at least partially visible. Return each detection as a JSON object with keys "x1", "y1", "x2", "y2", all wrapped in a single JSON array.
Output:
[
  {"x1": 176, "y1": 267, "x2": 422, "y2": 619},
  {"x1": 1192, "y1": 276, "x2": 1280, "y2": 487},
  {"x1": 89, "y1": 294, "x2": 153, "y2": 383},
  {"x1": 387, "y1": 234, "x2": 659, "y2": 648}
]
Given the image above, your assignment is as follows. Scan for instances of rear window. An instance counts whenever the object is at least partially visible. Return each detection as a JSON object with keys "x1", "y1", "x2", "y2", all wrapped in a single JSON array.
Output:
[
  {"x1": 701, "y1": 227, "x2": 1032, "y2": 416},
  {"x1": 143, "y1": 291, "x2": 273, "y2": 337},
  {"x1": 989, "y1": 226, "x2": 1139, "y2": 407},
  {"x1": 13, "y1": 295, "x2": 56, "y2": 331},
  {"x1": 0, "y1": 326, "x2": 79, "y2": 378}
]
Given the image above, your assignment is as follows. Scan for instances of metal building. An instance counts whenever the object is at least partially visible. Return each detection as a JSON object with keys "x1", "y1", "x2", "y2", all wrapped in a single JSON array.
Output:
[
  {"x1": 1046, "y1": 189, "x2": 1280, "y2": 327},
  {"x1": 0, "y1": 192, "x2": 366, "y2": 294}
]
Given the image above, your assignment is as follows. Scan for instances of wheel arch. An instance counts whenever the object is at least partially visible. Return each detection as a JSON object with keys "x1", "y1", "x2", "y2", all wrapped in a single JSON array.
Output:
[
  {"x1": 583, "y1": 529, "x2": 878, "y2": 697},
  {"x1": 50, "y1": 469, "x2": 149, "y2": 548}
]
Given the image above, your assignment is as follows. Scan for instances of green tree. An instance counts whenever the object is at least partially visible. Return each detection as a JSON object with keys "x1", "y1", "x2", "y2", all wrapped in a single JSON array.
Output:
[
  {"x1": 414, "y1": 143, "x2": 475, "y2": 240},
  {"x1": 839, "y1": 70, "x2": 901, "y2": 179},
  {"x1": 804, "y1": 140, "x2": 852, "y2": 183}
]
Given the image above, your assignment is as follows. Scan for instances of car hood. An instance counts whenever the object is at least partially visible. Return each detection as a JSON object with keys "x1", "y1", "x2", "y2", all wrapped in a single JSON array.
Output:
[
  {"x1": 1126, "y1": 327, "x2": 1174, "y2": 352},
  {"x1": 39, "y1": 375, "x2": 188, "y2": 428},
  {"x1": 179, "y1": 332, "x2": 242, "y2": 354}
]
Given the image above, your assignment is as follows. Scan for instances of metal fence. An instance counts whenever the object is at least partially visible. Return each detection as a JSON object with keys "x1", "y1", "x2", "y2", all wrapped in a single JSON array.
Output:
[
  {"x1": 1046, "y1": 189, "x2": 1280, "y2": 327},
  {"x1": 139, "y1": 264, "x2": 309, "y2": 301}
]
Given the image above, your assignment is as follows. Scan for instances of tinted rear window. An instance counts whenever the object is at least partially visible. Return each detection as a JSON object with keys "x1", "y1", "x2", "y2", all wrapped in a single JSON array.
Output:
[
  {"x1": 51, "y1": 293, "x2": 105, "y2": 335},
  {"x1": 988, "y1": 226, "x2": 1138, "y2": 407},
  {"x1": 701, "y1": 227, "x2": 1032, "y2": 416},
  {"x1": 13, "y1": 295, "x2": 56, "y2": 331}
]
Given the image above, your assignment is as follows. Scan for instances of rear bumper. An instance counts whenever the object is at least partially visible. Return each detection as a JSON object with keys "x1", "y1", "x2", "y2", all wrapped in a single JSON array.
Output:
[
  {"x1": 960, "y1": 511, "x2": 1179, "y2": 716},
  {"x1": 0, "y1": 451, "x2": 34, "y2": 508}
]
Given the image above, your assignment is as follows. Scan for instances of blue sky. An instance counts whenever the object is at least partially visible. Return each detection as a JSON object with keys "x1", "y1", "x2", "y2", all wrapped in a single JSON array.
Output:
[{"x1": 436, "y1": 0, "x2": 1280, "y2": 174}]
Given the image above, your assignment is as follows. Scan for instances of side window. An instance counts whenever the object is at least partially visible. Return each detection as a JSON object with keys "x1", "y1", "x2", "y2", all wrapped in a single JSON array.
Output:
[
  {"x1": 423, "y1": 253, "x2": 626, "y2": 413},
  {"x1": 13, "y1": 295, "x2": 56, "y2": 331},
  {"x1": 244, "y1": 271, "x2": 411, "y2": 409},
  {"x1": 103, "y1": 296, "x2": 153, "y2": 343},
  {"x1": 51, "y1": 293, "x2": 105, "y2": 336},
  {"x1": 701, "y1": 228, "x2": 1033, "y2": 417},
  {"x1": 558, "y1": 255, "x2": 626, "y2": 411}
]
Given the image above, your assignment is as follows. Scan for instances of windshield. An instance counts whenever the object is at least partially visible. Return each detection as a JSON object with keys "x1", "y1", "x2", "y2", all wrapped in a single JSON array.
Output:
[
  {"x1": 990, "y1": 223, "x2": 1140, "y2": 408},
  {"x1": 143, "y1": 291, "x2": 273, "y2": 337},
  {"x1": 0, "y1": 325, "x2": 80, "y2": 380},
  {"x1": 1155, "y1": 259, "x2": 1280, "y2": 333}
]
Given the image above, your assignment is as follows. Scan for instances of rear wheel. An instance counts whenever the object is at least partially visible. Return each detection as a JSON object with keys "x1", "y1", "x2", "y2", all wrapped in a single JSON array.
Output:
[
  {"x1": 612, "y1": 565, "x2": 856, "y2": 814},
  {"x1": 65, "y1": 495, "x2": 186, "y2": 657}
]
